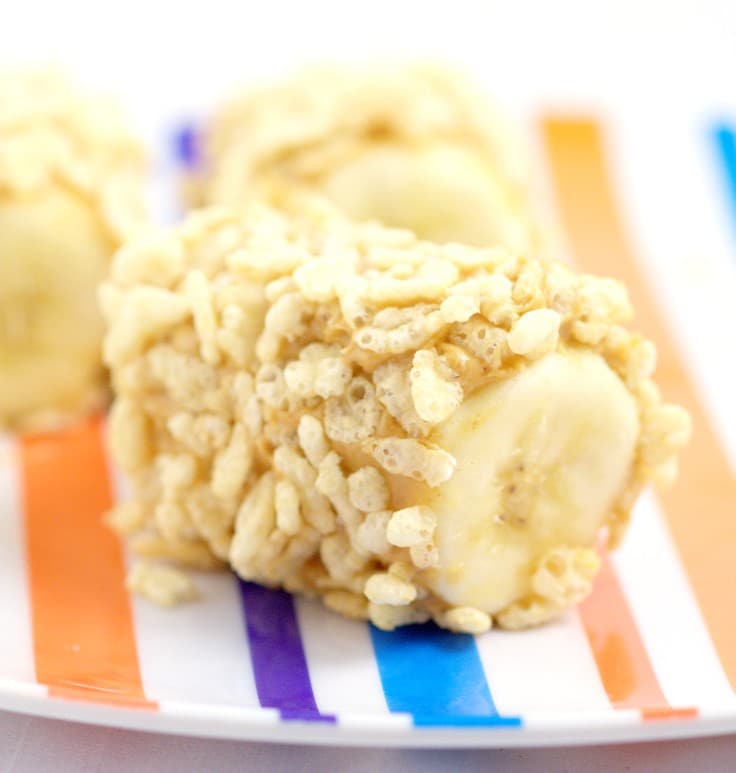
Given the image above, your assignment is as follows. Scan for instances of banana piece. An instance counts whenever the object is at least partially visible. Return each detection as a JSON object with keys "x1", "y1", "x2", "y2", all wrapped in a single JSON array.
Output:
[
  {"x1": 104, "y1": 205, "x2": 690, "y2": 633},
  {"x1": 322, "y1": 142, "x2": 534, "y2": 251},
  {"x1": 0, "y1": 189, "x2": 113, "y2": 424},
  {"x1": 197, "y1": 64, "x2": 549, "y2": 252},
  {"x1": 0, "y1": 69, "x2": 146, "y2": 429},
  {"x1": 422, "y1": 349, "x2": 639, "y2": 615}
]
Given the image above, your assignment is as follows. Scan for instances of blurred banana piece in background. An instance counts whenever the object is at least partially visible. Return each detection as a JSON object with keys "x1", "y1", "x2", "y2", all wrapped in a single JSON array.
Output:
[
  {"x1": 0, "y1": 69, "x2": 146, "y2": 429},
  {"x1": 194, "y1": 63, "x2": 552, "y2": 254}
]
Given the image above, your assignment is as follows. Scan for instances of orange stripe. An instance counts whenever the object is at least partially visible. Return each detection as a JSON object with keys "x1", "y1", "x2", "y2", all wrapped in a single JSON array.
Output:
[
  {"x1": 578, "y1": 556, "x2": 670, "y2": 709},
  {"x1": 642, "y1": 706, "x2": 699, "y2": 722},
  {"x1": 20, "y1": 414, "x2": 153, "y2": 707},
  {"x1": 541, "y1": 117, "x2": 736, "y2": 693}
]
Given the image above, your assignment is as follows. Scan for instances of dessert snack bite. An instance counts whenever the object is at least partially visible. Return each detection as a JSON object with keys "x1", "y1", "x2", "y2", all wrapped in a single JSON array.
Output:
[
  {"x1": 195, "y1": 64, "x2": 547, "y2": 253},
  {"x1": 0, "y1": 69, "x2": 146, "y2": 428},
  {"x1": 103, "y1": 203, "x2": 690, "y2": 632}
]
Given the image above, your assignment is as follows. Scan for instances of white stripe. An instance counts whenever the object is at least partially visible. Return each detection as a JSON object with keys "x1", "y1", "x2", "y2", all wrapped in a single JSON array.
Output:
[
  {"x1": 128, "y1": 570, "x2": 260, "y2": 707},
  {"x1": 338, "y1": 713, "x2": 412, "y2": 729},
  {"x1": 606, "y1": 110, "x2": 736, "y2": 470},
  {"x1": 295, "y1": 597, "x2": 388, "y2": 715},
  {"x1": 523, "y1": 708, "x2": 640, "y2": 729},
  {"x1": 160, "y1": 700, "x2": 278, "y2": 723},
  {"x1": 0, "y1": 435, "x2": 36, "y2": 684},
  {"x1": 100, "y1": 427, "x2": 260, "y2": 708},
  {"x1": 611, "y1": 490, "x2": 735, "y2": 709},
  {"x1": 476, "y1": 610, "x2": 611, "y2": 715},
  {"x1": 0, "y1": 679, "x2": 46, "y2": 699}
]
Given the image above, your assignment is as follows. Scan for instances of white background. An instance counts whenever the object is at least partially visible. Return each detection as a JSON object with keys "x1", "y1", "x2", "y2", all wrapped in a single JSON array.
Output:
[
  {"x1": 2, "y1": 1, "x2": 735, "y2": 769},
  {"x1": 3, "y1": 0, "x2": 736, "y2": 145}
]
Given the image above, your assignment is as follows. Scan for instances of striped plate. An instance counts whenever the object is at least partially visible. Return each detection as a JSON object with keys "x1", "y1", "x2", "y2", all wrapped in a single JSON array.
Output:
[{"x1": 1, "y1": 114, "x2": 735, "y2": 747}]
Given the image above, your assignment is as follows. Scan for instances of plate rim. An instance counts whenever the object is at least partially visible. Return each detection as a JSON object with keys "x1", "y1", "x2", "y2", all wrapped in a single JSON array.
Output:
[{"x1": 2, "y1": 680, "x2": 735, "y2": 748}]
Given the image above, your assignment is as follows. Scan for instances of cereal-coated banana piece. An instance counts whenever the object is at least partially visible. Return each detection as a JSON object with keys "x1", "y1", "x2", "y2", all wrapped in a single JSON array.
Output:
[
  {"x1": 103, "y1": 205, "x2": 689, "y2": 632},
  {"x1": 0, "y1": 69, "x2": 146, "y2": 428},
  {"x1": 196, "y1": 64, "x2": 549, "y2": 253}
]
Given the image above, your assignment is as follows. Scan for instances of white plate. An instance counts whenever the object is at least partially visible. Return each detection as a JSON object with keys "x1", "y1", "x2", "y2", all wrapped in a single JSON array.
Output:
[{"x1": 2, "y1": 4, "x2": 736, "y2": 744}]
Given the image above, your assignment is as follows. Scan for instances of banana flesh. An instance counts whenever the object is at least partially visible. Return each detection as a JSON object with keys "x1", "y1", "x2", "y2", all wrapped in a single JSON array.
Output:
[
  {"x1": 0, "y1": 187, "x2": 114, "y2": 424},
  {"x1": 321, "y1": 141, "x2": 533, "y2": 250},
  {"x1": 422, "y1": 348, "x2": 639, "y2": 614}
]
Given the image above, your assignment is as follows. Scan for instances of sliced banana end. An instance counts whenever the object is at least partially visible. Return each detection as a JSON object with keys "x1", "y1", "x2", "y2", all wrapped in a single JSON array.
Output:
[
  {"x1": 0, "y1": 187, "x2": 115, "y2": 427},
  {"x1": 422, "y1": 348, "x2": 640, "y2": 618},
  {"x1": 320, "y1": 142, "x2": 538, "y2": 251}
]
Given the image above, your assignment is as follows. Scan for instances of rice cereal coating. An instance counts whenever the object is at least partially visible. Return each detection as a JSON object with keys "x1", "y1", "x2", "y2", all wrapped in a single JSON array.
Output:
[
  {"x1": 0, "y1": 69, "x2": 147, "y2": 428},
  {"x1": 195, "y1": 63, "x2": 549, "y2": 253},
  {"x1": 103, "y1": 205, "x2": 690, "y2": 633}
]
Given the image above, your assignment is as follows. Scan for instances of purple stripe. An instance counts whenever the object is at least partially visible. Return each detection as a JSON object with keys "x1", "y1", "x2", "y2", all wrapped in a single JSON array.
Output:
[
  {"x1": 171, "y1": 122, "x2": 200, "y2": 169},
  {"x1": 237, "y1": 579, "x2": 335, "y2": 723}
]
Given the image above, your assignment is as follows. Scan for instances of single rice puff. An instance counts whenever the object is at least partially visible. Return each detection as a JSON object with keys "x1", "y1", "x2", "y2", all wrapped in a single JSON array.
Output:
[
  {"x1": 194, "y1": 63, "x2": 551, "y2": 254},
  {"x1": 103, "y1": 204, "x2": 690, "y2": 633},
  {"x1": 0, "y1": 68, "x2": 147, "y2": 429}
]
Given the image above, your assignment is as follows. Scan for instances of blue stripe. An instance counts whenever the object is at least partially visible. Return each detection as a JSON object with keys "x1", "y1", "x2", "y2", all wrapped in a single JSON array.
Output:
[
  {"x1": 414, "y1": 714, "x2": 522, "y2": 727},
  {"x1": 369, "y1": 622, "x2": 521, "y2": 727},
  {"x1": 710, "y1": 123, "x2": 736, "y2": 245}
]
